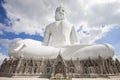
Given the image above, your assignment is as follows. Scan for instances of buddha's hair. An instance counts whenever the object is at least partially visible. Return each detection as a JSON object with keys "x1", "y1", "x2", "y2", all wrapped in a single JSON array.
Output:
[{"x1": 56, "y1": 6, "x2": 65, "y2": 12}]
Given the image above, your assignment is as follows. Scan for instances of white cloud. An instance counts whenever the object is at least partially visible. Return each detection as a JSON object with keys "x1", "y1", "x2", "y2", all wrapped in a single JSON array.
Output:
[
  {"x1": 0, "y1": 38, "x2": 22, "y2": 49},
  {"x1": 0, "y1": 31, "x2": 3, "y2": 35},
  {"x1": 0, "y1": 23, "x2": 5, "y2": 35},
  {"x1": 0, "y1": 53, "x2": 9, "y2": 64},
  {"x1": 78, "y1": 24, "x2": 116, "y2": 44},
  {"x1": 113, "y1": 54, "x2": 120, "y2": 61},
  {"x1": 1, "y1": 0, "x2": 120, "y2": 43}
]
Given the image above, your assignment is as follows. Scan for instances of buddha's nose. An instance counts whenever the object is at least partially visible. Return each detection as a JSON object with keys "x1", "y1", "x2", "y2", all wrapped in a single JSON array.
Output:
[{"x1": 59, "y1": 10, "x2": 63, "y2": 14}]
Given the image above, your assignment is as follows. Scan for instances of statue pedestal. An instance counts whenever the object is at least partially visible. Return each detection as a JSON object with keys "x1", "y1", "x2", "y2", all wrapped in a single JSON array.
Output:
[{"x1": 0, "y1": 54, "x2": 120, "y2": 78}]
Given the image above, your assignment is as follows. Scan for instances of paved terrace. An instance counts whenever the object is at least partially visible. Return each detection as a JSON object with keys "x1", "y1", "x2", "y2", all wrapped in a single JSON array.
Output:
[{"x1": 0, "y1": 77, "x2": 120, "y2": 80}]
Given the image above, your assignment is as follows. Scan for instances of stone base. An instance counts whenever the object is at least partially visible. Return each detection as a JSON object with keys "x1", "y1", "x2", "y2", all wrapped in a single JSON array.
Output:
[
  {"x1": 50, "y1": 78, "x2": 71, "y2": 80},
  {"x1": 0, "y1": 54, "x2": 120, "y2": 78}
]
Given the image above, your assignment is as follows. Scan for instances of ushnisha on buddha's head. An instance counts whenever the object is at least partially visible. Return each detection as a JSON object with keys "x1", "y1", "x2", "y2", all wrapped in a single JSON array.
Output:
[{"x1": 55, "y1": 6, "x2": 66, "y2": 21}]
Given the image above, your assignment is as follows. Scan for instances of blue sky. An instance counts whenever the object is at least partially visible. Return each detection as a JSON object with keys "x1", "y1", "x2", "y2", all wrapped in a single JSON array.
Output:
[{"x1": 0, "y1": 0, "x2": 120, "y2": 62}]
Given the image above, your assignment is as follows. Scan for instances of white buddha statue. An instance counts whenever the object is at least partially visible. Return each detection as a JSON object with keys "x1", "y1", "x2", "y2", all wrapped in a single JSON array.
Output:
[{"x1": 9, "y1": 6, "x2": 114, "y2": 60}]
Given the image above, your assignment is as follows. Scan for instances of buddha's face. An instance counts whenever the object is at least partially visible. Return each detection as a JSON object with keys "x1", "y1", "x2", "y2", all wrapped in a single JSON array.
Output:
[{"x1": 55, "y1": 7, "x2": 66, "y2": 21}]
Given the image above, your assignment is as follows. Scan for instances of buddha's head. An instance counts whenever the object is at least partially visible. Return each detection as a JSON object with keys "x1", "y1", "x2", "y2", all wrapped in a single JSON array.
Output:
[{"x1": 55, "y1": 6, "x2": 66, "y2": 21}]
